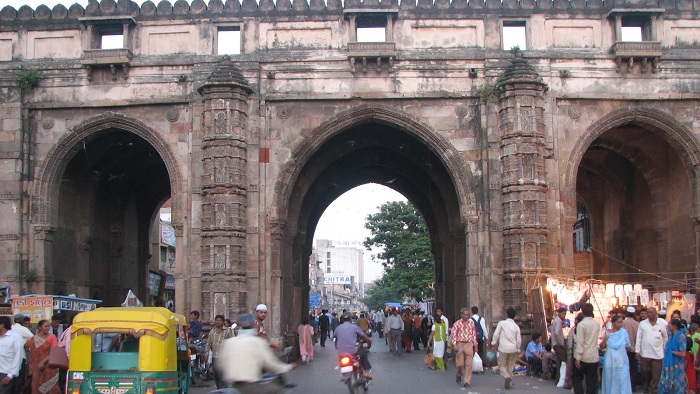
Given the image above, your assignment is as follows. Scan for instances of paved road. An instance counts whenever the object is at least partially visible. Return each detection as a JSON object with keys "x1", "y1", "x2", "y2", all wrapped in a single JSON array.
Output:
[{"x1": 191, "y1": 337, "x2": 572, "y2": 394}]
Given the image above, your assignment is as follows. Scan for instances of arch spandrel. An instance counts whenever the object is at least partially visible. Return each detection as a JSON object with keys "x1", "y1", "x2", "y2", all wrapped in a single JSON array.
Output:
[
  {"x1": 564, "y1": 106, "x2": 700, "y2": 220},
  {"x1": 32, "y1": 111, "x2": 185, "y2": 227},
  {"x1": 272, "y1": 103, "x2": 477, "y2": 229}
]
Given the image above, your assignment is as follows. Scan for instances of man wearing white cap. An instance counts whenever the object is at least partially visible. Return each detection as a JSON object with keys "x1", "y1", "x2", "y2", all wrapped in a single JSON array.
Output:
[
  {"x1": 254, "y1": 304, "x2": 268, "y2": 338},
  {"x1": 622, "y1": 306, "x2": 640, "y2": 391}
]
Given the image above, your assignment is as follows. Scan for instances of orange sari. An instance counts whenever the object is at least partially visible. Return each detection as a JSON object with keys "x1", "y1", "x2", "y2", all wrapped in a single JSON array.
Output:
[{"x1": 26, "y1": 334, "x2": 60, "y2": 394}]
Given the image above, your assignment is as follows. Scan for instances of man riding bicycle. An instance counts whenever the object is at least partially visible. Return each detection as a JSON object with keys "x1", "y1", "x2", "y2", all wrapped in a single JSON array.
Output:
[{"x1": 334, "y1": 311, "x2": 373, "y2": 379}]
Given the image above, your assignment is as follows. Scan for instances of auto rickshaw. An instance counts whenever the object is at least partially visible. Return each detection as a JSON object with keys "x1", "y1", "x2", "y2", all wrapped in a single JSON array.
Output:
[{"x1": 67, "y1": 307, "x2": 191, "y2": 394}]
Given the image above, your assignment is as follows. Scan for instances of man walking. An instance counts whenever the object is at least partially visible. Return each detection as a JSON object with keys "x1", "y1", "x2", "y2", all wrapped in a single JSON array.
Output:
[
  {"x1": 10, "y1": 315, "x2": 32, "y2": 394},
  {"x1": 205, "y1": 314, "x2": 234, "y2": 389},
  {"x1": 491, "y1": 307, "x2": 521, "y2": 390},
  {"x1": 635, "y1": 306, "x2": 667, "y2": 394},
  {"x1": 0, "y1": 316, "x2": 22, "y2": 394},
  {"x1": 451, "y1": 307, "x2": 478, "y2": 388},
  {"x1": 318, "y1": 309, "x2": 330, "y2": 347},
  {"x1": 622, "y1": 306, "x2": 640, "y2": 391},
  {"x1": 471, "y1": 306, "x2": 489, "y2": 364},
  {"x1": 386, "y1": 308, "x2": 404, "y2": 355},
  {"x1": 572, "y1": 303, "x2": 600, "y2": 394},
  {"x1": 549, "y1": 307, "x2": 567, "y2": 379}
]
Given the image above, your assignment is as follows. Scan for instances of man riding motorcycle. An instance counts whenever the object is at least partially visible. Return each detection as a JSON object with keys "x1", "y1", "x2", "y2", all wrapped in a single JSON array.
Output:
[
  {"x1": 218, "y1": 313, "x2": 295, "y2": 393},
  {"x1": 334, "y1": 311, "x2": 373, "y2": 379}
]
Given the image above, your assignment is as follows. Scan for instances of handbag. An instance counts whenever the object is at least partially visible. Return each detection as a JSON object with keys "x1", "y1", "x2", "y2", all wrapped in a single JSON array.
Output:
[
  {"x1": 48, "y1": 346, "x2": 69, "y2": 369},
  {"x1": 423, "y1": 351, "x2": 436, "y2": 366}
]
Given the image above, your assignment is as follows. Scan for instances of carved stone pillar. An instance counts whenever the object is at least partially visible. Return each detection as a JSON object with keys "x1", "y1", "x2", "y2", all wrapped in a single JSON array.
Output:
[
  {"x1": 498, "y1": 53, "x2": 549, "y2": 317},
  {"x1": 197, "y1": 56, "x2": 253, "y2": 320}
]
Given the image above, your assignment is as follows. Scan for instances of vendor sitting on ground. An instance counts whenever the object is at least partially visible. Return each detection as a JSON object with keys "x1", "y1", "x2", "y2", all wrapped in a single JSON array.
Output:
[{"x1": 525, "y1": 332, "x2": 545, "y2": 376}]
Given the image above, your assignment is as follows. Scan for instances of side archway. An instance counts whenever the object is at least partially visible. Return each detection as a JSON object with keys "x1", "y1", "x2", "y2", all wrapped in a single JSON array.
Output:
[
  {"x1": 30, "y1": 111, "x2": 185, "y2": 304},
  {"x1": 564, "y1": 106, "x2": 700, "y2": 283}
]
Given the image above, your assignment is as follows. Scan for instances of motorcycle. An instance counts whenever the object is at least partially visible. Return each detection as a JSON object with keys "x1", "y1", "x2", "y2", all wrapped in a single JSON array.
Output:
[
  {"x1": 189, "y1": 334, "x2": 214, "y2": 386},
  {"x1": 338, "y1": 341, "x2": 371, "y2": 393},
  {"x1": 208, "y1": 373, "x2": 295, "y2": 394}
]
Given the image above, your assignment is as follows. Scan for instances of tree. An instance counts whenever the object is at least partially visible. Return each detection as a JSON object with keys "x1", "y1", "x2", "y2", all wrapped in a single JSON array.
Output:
[{"x1": 362, "y1": 201, "x2": 435, "y2": 303}]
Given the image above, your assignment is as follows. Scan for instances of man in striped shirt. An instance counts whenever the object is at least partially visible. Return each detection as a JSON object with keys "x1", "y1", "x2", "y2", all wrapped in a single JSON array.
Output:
[{"x1": 451, "y1": 307, "x2": 478, "y2": 388}]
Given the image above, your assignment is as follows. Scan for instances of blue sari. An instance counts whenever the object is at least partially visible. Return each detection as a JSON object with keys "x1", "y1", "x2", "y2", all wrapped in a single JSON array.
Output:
[
  {"x1": 658, "y1": 330, "x2": 687, "y2": 394},
  {"x1": 602, "y1": 328, "x2": 632, "y2": 394}
]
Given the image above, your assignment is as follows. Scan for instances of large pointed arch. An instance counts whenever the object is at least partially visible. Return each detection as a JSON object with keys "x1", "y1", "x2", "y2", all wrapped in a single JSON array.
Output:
[{"x1": 273, "y1": 103, "x2": 477, "y2": 227}]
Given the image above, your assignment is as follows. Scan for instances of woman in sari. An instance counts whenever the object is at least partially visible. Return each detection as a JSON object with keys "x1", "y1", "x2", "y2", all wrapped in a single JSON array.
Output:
[
  {"x1": 428, "y1": 313, "x2": 448, "y2": 371},
  {"x1": 659, "y1": 318, "x2": 687, "y2": 394},
  {"x1": 25, "y1": 319, "x2": 60, "y2": 394},
  {"x1": 298, "y1": 316, "x2": 314, "y2": 365},
  {"x1": 600, "y1": 315, "x2": 632, "y2": 394}
]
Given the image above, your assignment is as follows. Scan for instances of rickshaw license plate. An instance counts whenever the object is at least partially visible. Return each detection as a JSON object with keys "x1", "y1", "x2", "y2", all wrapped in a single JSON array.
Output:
[
  {"x1": 190, "y1": 354, "x2": 197, "y2": 361},
  {"x1": 340, "y1": 366, "x2": 353, "y2": 373}
]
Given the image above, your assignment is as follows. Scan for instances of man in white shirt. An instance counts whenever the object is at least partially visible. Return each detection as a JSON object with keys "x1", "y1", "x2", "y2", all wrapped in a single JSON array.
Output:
[
  {"x1": 0, "y1": 316, "x2": 22, "y2": 394},
  {"x1": 10, "y1": 315, "x2": 32, "y2": 393},
  {"x1": 635, "y1": 306, "x2": 667, "y2": 394},
  {"x1": 436, "y1": 307, "x2": 449, "y2": 334},
  {"x1": 386, "y1": 308, "x2": 404, "y2": 355},
  {"x1": 219, "y1": 313, "x2": 294, "y2": 393},
  {"x1": 471, "y1": 306, "x2": 490, "y2": 364},
  {"x1": 491, "y1": 307, "x2": 521, "y2": 390}
]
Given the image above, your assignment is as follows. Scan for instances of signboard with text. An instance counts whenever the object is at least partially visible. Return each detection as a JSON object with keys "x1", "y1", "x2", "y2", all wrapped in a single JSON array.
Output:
[{"x1": 323, "y1": 275, "x2": 352, "y2": 285}]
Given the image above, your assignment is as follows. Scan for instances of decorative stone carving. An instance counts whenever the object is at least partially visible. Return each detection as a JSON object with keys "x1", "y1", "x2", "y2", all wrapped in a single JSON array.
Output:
[
  {"x1": 213, "y1": 292, "x2": 228, "y2": 317},
  {"x1": 214, "y1": 112, "x2": 227, "y2": 134},
  {"x1": 166, "y1": 107, "x2": 179, "y2": 122},
  {"x1": 42, "y1": 118, "x2": 54, "y2": 130},
  {"x1": 277, "y1": 106, "x2": 290, "y2": 119},
  {"x1": 568, "y1": 106, "x2": 582, "y2": 119}
]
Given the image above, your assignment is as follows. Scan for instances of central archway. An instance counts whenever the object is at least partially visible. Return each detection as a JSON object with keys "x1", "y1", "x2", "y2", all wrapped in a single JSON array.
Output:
[{"x1": 273, "y1": 104, "x2": 474, "y2": 332}]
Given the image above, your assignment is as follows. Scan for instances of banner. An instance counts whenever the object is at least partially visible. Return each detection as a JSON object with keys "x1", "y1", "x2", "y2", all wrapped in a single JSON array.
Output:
[
  {"x1": 161, "y1": 224, "x2": 176, "y2": 247},
  {"x1": 12, "y1": 296, "x2": 53, "y2": 323}
]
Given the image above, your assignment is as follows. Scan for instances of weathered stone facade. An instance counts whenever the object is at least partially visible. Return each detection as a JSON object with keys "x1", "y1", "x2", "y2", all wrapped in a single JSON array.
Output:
[{"x1": 1, "y1": 0, "x2": 699, "y2": 337}]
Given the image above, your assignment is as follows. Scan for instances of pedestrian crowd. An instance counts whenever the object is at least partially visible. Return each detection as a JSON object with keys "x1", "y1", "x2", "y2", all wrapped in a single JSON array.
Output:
[{"x1": 0, "y1": 312, "x2": 71, "y2": 394}]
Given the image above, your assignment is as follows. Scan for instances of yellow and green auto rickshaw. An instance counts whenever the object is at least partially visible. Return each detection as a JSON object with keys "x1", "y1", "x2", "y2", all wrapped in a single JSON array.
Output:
[{"x1": 67, "y1": 307, "x2": 191, "y2": 394}]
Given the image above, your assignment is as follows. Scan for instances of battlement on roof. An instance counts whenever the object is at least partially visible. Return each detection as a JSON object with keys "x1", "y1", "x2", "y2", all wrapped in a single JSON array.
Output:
[{"x1": 1, "y1": 0, "x2": 697, "y2": 21}]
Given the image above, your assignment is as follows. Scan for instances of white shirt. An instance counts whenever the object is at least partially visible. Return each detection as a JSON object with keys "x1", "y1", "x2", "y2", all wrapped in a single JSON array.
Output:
[
  {"x1": 471, "y1": 314, "x2": 489, "y2": 338},
  {"x1": 218, "y1": 329, "x2": 293, "y2": 383},
  {"x1": 387, "y1": 314, "x2": 404, "y2": 330},
  {"x1": 10, "y1": 323, "x2": 33, "y2": 360},
  {"x1": 492, "y1": 318, "x2": 521, "y2": 354},
  {"x1": 0, "y1": 330, "x2": 23, "y2": 379},
  {"x1": 635, "y1": 318, "x2": 668, "y2": 359},
  {"x1": 440, "y1": 315, "x2": 450, "y2": 334}
]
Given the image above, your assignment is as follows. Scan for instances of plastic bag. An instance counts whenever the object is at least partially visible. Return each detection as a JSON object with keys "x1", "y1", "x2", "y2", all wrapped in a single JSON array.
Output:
[
  {"x1": 556, "y1": 361, "x2": 566, "y2": 388},
  {"x1": 472, "y1": 351, "x2": 484, "y2": 373}
]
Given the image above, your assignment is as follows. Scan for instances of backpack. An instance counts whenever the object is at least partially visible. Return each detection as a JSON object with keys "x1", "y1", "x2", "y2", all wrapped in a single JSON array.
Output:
[{"x1": 472, "y1": 317, "x2": 485, "y2": 342}]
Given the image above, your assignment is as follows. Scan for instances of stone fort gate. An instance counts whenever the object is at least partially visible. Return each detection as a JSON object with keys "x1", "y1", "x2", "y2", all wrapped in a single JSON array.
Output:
[{"x1": 1, "y1": 0, "x2": 699, "y2": 337}]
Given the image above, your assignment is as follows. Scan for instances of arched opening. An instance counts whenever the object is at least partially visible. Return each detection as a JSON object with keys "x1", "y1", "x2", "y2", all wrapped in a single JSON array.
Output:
[
  {"x1": 274, "y1": 106, "x2": 471, "y2": 332},
  {"x1": 41, "y1": 124, "x2": 174, "y2": 306},
  {"x1": 574, "y1": 118, "x2": 696, "y2": 287}
]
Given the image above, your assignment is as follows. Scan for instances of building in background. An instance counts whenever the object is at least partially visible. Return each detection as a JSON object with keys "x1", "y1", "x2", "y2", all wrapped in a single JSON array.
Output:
[
  {"x1": 149, "y1": 202, "x2": 175, "y2": 309},
  {"x1": 310, "y1": 240, "x2": 365, "y2": 311}
]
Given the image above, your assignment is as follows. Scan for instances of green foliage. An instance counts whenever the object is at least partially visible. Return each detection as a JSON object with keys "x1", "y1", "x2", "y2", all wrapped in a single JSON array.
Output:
[
  {"x1": 478, "y1": 83, "x2": 505, "y2": 102},
  {"x1": 18, "y1": 69, "x2": 41, "y2": 94},
  {"x1": 509, "y1": 45, "x2": 521, "y2": 54},
  {"x1": 362, "y1": 201, "x2": 435, "y2": 303},
  {"x1": 24, "y1": 268, "x2": 37, "y2": 283}
]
